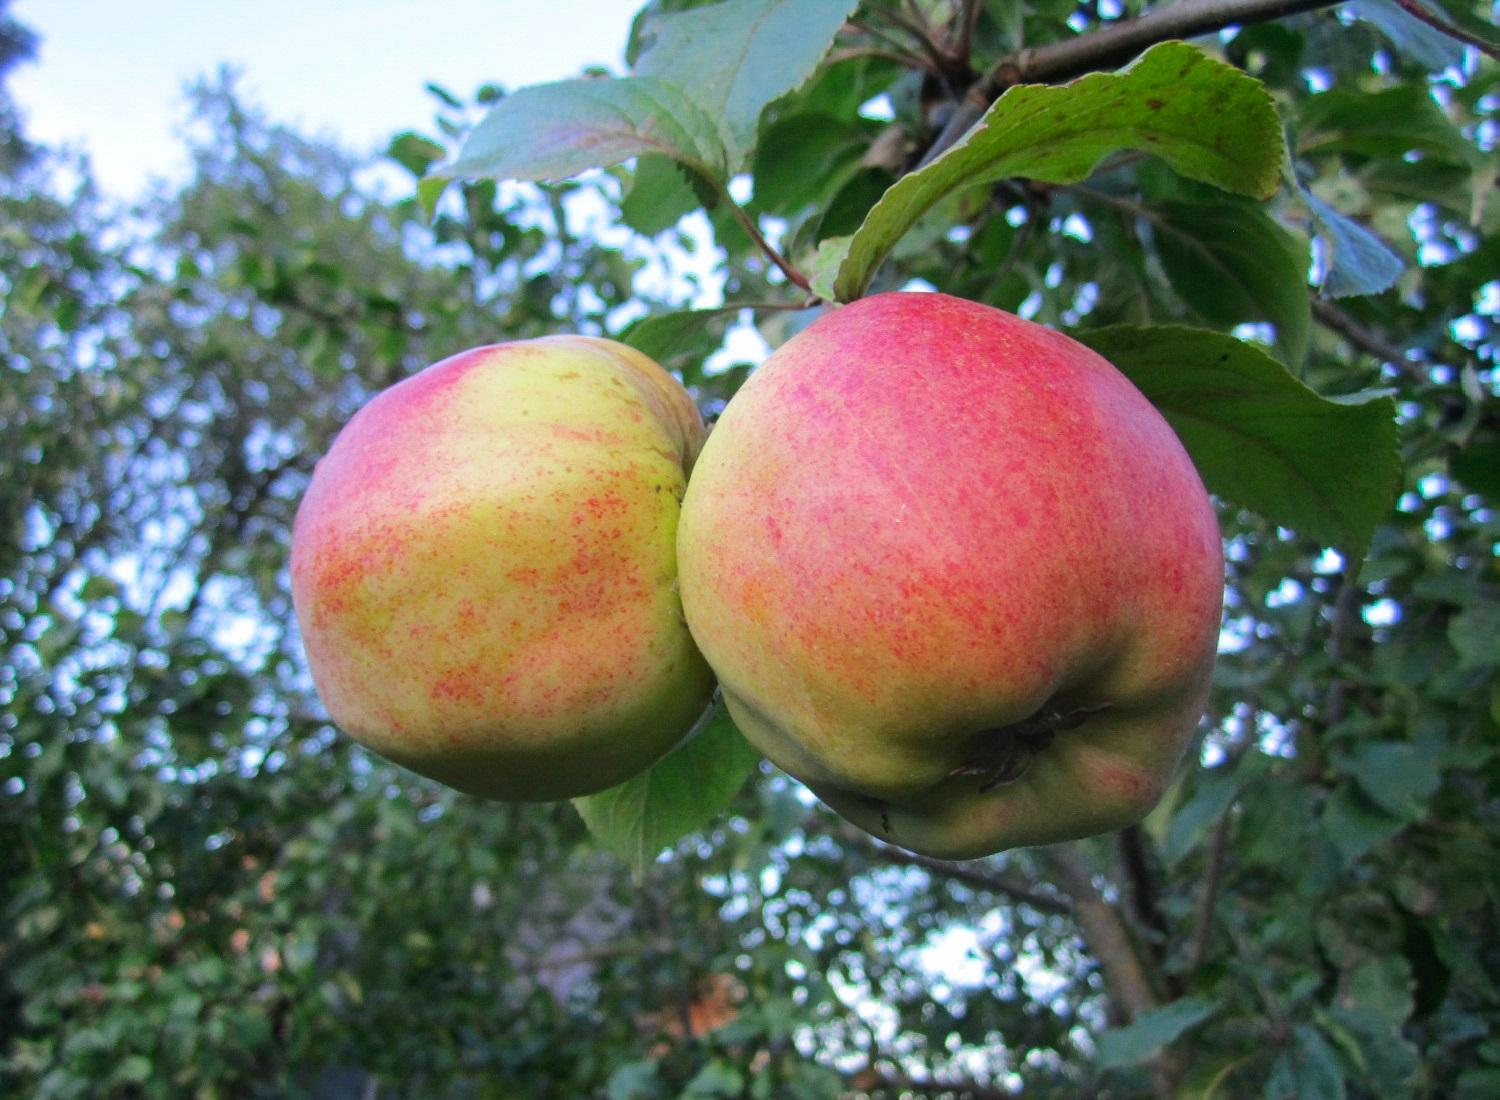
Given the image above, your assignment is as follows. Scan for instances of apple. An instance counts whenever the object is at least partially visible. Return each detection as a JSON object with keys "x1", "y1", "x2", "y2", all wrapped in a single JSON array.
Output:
[
  {"x1": 677, "y1": 292, "x2": 1223, "y2": 859},
  {"x1": 291, "y1": 336, "x2": 715, "y2": 801}
]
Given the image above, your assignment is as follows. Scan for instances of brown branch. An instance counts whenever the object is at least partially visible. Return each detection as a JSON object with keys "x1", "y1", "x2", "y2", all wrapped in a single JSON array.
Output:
[
  {"x1": 955, "y1": 0, "x2": 985, "y2": 69},
  {"x1": 1117, "y1": 824, "x2": 1177, "y2": 993},
  {"x1": 1390, "y1": 0, "x2": 1500, "y2": 62},
  {"x1": 1045, "y1": 844, "x2": 1159, "y2": 1022},
  {"x1": 1311, "y1": 297, "x2": 1421, "y2": 379},
  {"x1": 1046, "y1": 843, "x2": 1186, "y2": 1098},
  {"x1": 828, "y1": 45, "x2": 938, "y2": 72},
  {"x1": 841, "y1": 828, "x2": 1072, "y2": 915},
  {"x1": 920, "y1": 0, "x2": 1344, "y2": 166},
  {"x1": 1318, "y1": 561, "x2": 1364, "y2": 737},
  {"x1": 1185, "y1": 801, "x2": 1234, "y2": 975}
]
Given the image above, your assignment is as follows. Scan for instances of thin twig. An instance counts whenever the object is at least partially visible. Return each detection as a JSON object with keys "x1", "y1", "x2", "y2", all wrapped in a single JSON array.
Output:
[
  {"x1": 1311, "y1": 297, "x2": 1421, "y2": 379},
  {"x1": 1390, "y1": 0, "x2": 1500, "y2": 61},
  {"x1": 870, "y1": 2, "x2": 957, "y2": 76},
  {"x1": 714, "y1": 182, "x2": 812, "y2": 291},
  {"x1": 1185, "y1": 803, "x2": 1234, "y2": 975},
  {"x1": 827, "y1": 45, "x2": 937, "y2": 72},
  {"x1": 839, "y1": 826, "x2": 1072, "y2": 914},
  {"x1": 919, "y1": 0, "x2": 1344, "y2": 166},
  {"x1": 956, "y1": 0, "x2": 985, "y2": 68}
]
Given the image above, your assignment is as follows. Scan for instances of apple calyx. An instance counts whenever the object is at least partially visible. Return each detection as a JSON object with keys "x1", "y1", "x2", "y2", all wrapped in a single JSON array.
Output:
[{"x1": 949, "y1": 702, "x2": 1117, "y2": 792}]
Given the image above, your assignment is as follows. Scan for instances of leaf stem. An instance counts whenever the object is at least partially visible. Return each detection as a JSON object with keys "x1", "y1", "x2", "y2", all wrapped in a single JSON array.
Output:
[{"x1": 715, "y1": 182, "x2": 812, "y2": 292}]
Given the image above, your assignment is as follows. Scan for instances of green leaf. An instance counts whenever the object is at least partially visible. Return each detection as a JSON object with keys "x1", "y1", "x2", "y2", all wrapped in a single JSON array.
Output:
[
  {"x1": 115, "y1": 1056, "x2": 152, "y2": 1085},
  {"x1": 1350, "y1": 0, "x2": 1466, "y2": 71},
  {"x1": 635, "y1": 0, "x2": 861, "y2": 171},
  {"x1": 1298, "y1": 85, "x2": 1476, "y2": 168},
  {"x1": 828, "y1": 41, "x2": 1283, "y2": 300},
  {"x1": 620, "y1": 307, "x2": 737, "y2": 380},
  {"x1": 1097, "y1": 998, "x2": 1215, "y2": 1068},
  {"x1": 1076, "y1": 326, "x2": 1400, "y2": 554},
  {"x1": 811, "y1": 167, "x2": 895, "y2": 244},
  {"x1": 1451, "y1": 439, "x2": 1500, "y2": 499},
  {"x1": 683, "y1": 1060, "x2": 746, "y2": 1099},
  {"x1": 1323, "y1": 782, "x2": 1405, "y2": 865},
  {"x1": 386, "y1": 132, "x2": 446, "y2": 178},
  {"x1": 1449, "y1": 599, "x2": 1500, "y2": 670},
  {"x1": 1148, "y1": 200, "x2": 1311, "y2": 366},
  {"x1": 1303, "y1": 190, "x2": 1403, "y2": 299},
  {"x1": 1338, "y1": 741, "x2": 1442, "y2": 819},
  {"x1": 750, "y1": 112, "x2": 870, "y2": 216},
  {"x1": 1265, "y1": 1026, "x2": 1348, "y2": 1100},
  {"x1": 1163, "y1": 766, "x2": 1241, "y2": 867},
  {"x1": 447, "y1": 76, "x2": 728, "y2": 185},
  {"x1": 607, "y1": 1060, "x2": 661, "y2": 1100},
  {"x1": 574, "y1": 703, "x2": 760, "y2": 878},
  {"x1": 416, "y1": 176, "x2": 452, "y2": 221},
  {"x1": 808, "y1": 235, "x2": 852, "y2": 302},
  {"x1": 621, "y1": 155, "x2": 702, "y2": 236}
]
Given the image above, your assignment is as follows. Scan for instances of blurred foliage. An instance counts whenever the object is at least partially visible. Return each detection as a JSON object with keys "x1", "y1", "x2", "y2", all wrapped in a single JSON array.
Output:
[{"x1": 2, "y1": 0, "x2": 1498, "y2": 1098}]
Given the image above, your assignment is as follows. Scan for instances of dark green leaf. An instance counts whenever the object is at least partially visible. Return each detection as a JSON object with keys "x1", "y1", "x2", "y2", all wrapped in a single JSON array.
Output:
[
  {"x1": 1449, "y1": 599, "x2": 1500, "y2": 670},
  {"x1": 1265, "y1": 1026, "x2": 1347, "y2": 1100},
  {"x1": 1298, "y1": 85, "x2": 1476, "y2": 167},
  {"x1": 683, "y1": 1060, "x2": 745, "y2": 1098},
  {"x1": 829, "y1": 41, "x2": 1283, "y2": 300},
  {"x1": 751, "y1": 112, "x2": 870, "y2": 215},
  {"x1": 1338, "y1": 741, "x2": 1442, "y2": 819},
  {"x1": 574, "y1": 704, "x2": 761, "y2": 878},
  {"x1": 635, "y1": 0, "x2": 861, "y2": 170},
  {"x1": 1149, "y1": 200, "x2": 1311, "y2": 366},
  {"x1": 620, "y1": 307, "x2": 737, "y2": 378},
  {"x1": 1164, "y1": 766, "x2": 1241, "y2": 866},
  {"x1": 1323, "y1": 782, "x2": 1405, "y2": 864},
  {"x1": 1451, "y1": 439, "x2": 1500, "y2": 499},
  {"x1": 621, "y1": 155, "x2": 702, "y2": 236},
  {"x1": 1077, "y1": 326, "x2": 1400, "y2": 554}
]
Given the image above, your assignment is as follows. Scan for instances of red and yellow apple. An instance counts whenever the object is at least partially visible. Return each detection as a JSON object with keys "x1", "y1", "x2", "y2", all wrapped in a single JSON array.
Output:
[
  {"x1": 677, "y1": 292, "x2": 1223, "y2": 859},
  {"x1": 291, "y1": 336, "x2": 715, "y2": 801}
]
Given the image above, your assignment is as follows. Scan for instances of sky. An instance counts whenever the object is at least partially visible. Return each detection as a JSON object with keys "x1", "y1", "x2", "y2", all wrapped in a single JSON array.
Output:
[{"x1": 10, "y1": 0, "x2": 644, "y2": 197}]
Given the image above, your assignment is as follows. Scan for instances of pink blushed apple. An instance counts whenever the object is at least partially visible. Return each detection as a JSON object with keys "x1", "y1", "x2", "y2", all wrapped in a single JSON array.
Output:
[{"x1": 677, "y1": 292, "x2": 1223, "y2": 859}]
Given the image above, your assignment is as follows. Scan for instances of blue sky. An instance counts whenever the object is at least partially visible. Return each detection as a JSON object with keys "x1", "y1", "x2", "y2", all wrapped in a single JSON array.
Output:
[{"x1": 11, "y1": 0, "x2": 644, "y2": 196}]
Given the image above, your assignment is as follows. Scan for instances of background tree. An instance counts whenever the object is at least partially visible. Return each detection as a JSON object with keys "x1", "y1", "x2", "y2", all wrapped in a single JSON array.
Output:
[{"x1": 2, "y1": 1, "x2": 1497, "y2": 1098}]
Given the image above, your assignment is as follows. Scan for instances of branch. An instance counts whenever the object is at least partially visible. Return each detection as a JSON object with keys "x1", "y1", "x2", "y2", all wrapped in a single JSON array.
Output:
[
  {"x1": 955, "y1": 0, "x2": 984, "y2": 69},
  {"x1": 1390, "y1": 0, "x2": 1500, "y2": 62},
  {"x1": 1045, "y1": 844, "x2": 1159, "y2": 1021},
  {"x1": 841, "y1": 827, "x2": 1072, "y2": 915},
  {"x1": 1311, "y1": 297, "x2": 1422, "y2": 379},
  {"x1": 1185, "y1": 801, "x2": 1234, "y2": 975},
  {"x1": 1117, "y1": 824, "x2": 1174, "y2": 986},
  {"x1": 1045, "y1": 843, "x2": 1187, "y2": 1098},
  {"x1": 920, "y1": 0, "x2": 1343, "y2": 166}
]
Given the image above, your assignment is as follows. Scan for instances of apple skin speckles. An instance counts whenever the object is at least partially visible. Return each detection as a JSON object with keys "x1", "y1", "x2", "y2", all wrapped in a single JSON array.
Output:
[{"x1": 291, "y1": 336, "x2": 715, "y2": 802}]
